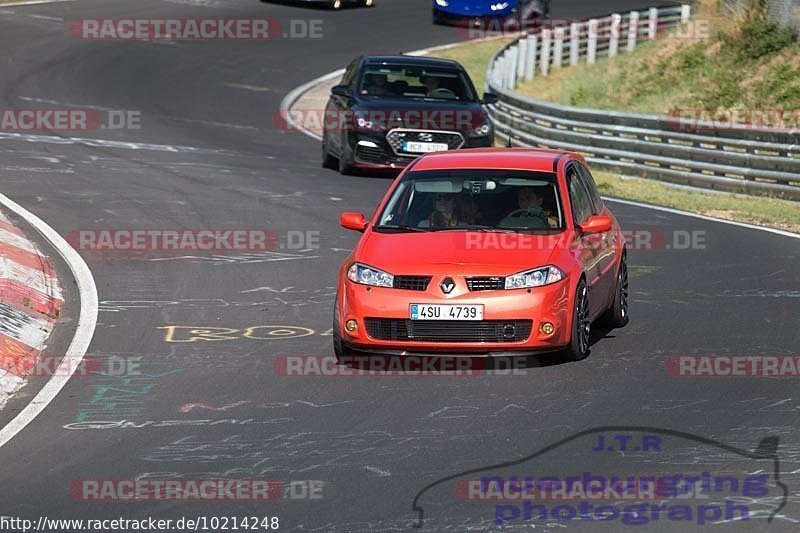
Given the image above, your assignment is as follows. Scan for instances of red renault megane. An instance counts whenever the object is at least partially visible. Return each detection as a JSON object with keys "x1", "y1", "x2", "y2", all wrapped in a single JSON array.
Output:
[{"x1": 334, "y1": 148, "x2": 629, "y2": 361}]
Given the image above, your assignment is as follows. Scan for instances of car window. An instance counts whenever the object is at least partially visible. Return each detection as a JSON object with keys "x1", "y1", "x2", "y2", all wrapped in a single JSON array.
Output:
[
  {"x1": 576, "y1": 163, "x2": 604, "y2": 214},
  {"x1": 374, "y1": 169, "x2": 564, "y2": 232},
  {"x1": 357, "y1": 65, "x2": 478, "y2": 101},
  {"x1": 341, "y1": 59, "x2": 360, "y2": 91},
  {"x1": 567, "y1": 166, "x2": 593, "y2": 226}
]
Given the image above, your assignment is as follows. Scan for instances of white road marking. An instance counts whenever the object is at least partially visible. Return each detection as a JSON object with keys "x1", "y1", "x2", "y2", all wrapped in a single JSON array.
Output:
[{"x1": 0, "y1": 193, "x2": 98, "y2": 450}]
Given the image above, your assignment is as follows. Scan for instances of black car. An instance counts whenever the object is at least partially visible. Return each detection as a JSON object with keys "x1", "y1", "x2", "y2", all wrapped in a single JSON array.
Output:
[{"x1": 322, "y1": 55, "x2": 498, "y2": 174}]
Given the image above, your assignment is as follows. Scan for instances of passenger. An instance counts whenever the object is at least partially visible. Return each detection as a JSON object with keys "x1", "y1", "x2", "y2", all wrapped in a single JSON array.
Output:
[{"x1": 362, "y1": 73, "x2": 390, "y2": 96}]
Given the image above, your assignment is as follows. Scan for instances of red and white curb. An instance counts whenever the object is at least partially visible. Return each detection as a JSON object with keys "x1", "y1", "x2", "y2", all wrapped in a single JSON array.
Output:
[{"x1": 0, "y1": 208, "x2": 63, "y2": 409}]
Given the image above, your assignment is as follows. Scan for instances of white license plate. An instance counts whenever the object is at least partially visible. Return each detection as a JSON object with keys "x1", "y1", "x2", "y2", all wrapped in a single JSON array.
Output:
[
  {"x1": 410, "y1": 304, "x2": 484, "y2": 321},
  {"x1": 403, "y1": 141, "x2": 449, "y2": 153}
]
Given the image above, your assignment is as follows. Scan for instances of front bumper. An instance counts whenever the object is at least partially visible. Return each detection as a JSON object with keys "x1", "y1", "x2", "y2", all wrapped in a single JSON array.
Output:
[
  {"x1": 338, "y1": 275, "x2": 571, "y2": 355},
  {"x1": 350, "y1": 131, "x2": 493, "y2": 169}
]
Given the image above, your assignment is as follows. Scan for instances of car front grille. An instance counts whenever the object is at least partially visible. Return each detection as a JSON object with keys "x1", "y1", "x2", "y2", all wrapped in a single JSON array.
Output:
[
  {"x1": 393, "y1": 276, "x2": 432, "y2": 291},
  {"x1": 385, "y1": 129, "x2": 465, "y2": 156},
  {"x1": 364, "y1": 318, "x2": 532, "y2": 343},
  {"x1": 466, "y1": 277, "x2": 505, "y2": 291},
  {"x1": 355, "y1": 143, "x2": 414, "y2": 167}
]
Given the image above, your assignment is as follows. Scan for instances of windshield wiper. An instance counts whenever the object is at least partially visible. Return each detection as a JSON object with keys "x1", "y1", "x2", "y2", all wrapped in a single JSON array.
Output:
[
  {"x1": 376, "y1": 224, "x2": 430, "y2": 233},
  {"x1": 433, "y1": 225, "x2": 519, "y2": 233}
]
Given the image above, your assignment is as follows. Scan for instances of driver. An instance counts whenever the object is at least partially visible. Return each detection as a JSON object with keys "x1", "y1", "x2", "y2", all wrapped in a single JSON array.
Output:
[
  {"x1": 420, "y1": 74, "x2": 441, "y2": 97},
  {"x1": 500, "y1": 187, "x2": 558, "y2": 228}
]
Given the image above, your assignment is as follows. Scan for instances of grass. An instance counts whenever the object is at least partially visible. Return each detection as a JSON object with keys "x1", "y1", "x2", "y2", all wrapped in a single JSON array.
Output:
[
  {"x1": 593, "y1": 171, "x2": 800, "y2": 234},
  {"x1": 515, "y1": 0, "x2": 800, "y2": 115}
]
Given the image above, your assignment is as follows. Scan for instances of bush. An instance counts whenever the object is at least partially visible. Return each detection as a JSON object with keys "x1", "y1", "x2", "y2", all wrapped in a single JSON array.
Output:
[{"x1": 721, "y1": 0, "x2": 797, "y2": 61}]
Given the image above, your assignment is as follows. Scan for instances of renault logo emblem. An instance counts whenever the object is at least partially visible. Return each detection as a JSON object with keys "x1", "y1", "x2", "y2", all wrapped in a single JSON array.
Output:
[{"x1": 440, "y1": 277, "x2": 455, "y2": 294}]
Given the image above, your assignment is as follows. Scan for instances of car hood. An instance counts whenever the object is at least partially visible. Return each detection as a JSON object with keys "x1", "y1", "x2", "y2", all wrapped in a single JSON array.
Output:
[
  {"x1": 437, "y1": 0, "x2": 515, "y2": 17},
  {"x1": 354, "y1": 99, "x2": 487, "y2": 131},
  {"x1": 354, "y1": 230, "x2": 566, "y2": 276}
]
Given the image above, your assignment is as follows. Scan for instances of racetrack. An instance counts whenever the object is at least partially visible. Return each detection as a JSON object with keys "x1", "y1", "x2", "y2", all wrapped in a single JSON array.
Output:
[{"x1": 0, "y1": 0, "x2": 799, "y2": 531}]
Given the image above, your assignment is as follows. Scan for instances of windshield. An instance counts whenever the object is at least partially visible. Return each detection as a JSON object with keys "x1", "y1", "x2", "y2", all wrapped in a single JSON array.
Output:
[
  {"x1": 357, "y1": 64, "x2": 478, "y2": 102},
  {"x1": 375, "y1": 169, "x2": 565, "y2": 232}
]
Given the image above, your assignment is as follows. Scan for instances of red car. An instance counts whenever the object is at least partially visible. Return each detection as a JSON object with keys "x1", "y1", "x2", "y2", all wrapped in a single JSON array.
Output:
[{"x1": 334, "y1": 148, "x2": 628, "y2": 361}]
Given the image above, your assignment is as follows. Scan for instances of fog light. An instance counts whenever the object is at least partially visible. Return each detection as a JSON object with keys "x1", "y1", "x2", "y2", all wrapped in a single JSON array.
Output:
[
  {"x1": 345, "y1": 320, "x2": 358, "y2": 332},
  {"x1": 540, "y1": 322, "x2": 554, "y2": 335}
]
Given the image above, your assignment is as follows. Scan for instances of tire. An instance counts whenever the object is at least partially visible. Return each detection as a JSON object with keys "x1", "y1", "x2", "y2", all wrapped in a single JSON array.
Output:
[
  {"x1": 562, "y1": 278, "x2": 590, "y2": 362},
  {"x1": 332, "y1": 298, "x2": 356, "y2": 357},
  {"x1": 599, "y1": 252, "x2": 630, "y2": 328},
  {"x1": 338, "y1": 137, "x2": 357, "y2": 175},
  {"x1": 322, "y1": 131, "x2": 337, "y2": 169}
]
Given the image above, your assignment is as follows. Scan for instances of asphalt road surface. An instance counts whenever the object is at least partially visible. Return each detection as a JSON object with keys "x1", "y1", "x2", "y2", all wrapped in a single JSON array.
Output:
[{"x1": 0, "y1": 0, "x2": 798, "y2": 531}]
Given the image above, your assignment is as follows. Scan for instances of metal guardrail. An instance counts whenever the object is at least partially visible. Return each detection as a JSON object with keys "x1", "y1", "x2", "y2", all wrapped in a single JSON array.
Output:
[{"x1": 485, "y1": 5, "x2": 800, "y2": 200}]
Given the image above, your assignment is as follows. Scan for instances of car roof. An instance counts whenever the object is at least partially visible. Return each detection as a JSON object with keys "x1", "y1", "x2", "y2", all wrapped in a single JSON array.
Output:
[
  {"x1": 362, "y1": 55, "x2": 463, "y2": 70},
  {"x1": 410, "y1": 148, "x2": 575, "y2": 173}
]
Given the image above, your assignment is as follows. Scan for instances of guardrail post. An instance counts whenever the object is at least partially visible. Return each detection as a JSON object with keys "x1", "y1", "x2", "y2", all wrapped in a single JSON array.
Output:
[
  {"x1": 569, "y1": 22, "x2": 581, "y2": 66},
  {"x1": 627, "y1": 11, "x2": 639, "y2": 52},
  {"x1": 540, "y1": 29, "x2": 552, "y2": 76},
  {"x1": 507, "y1": 45, "x2": 519, "y2": 89},
  {"x1": 524, "y1": 34, "x2": 537, "y2": 81},
  {"x1": 680, "y1": 4, "x2": 691, "y2": 24},
  {"x1": 497, "y1": 53, "x2": 507, "y2": 89},
  {"x1": 587, "y1": 20, "x2": 599, "y2": 64},
  {"x1": 517, "y1": 35, "x2": 529, "y2": 79},
  {"x1": 648, "y1": 7, "x2": 658, "y2": 39},
  {"x1": 608, "y1": 14, "x2": 622, "y2": 57},
  {"x1": 553, "y1": 27, "x2": 565, "y2": 68}
]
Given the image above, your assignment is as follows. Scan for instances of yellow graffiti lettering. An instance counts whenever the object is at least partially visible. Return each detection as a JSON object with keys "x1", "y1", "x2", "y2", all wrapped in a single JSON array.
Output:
[
  {"x1": 242, "y1": 326, "x2": 315, "y2": 339},
  {"x1": 158, "y1": 326, "x2": 241, "y2": 343}
]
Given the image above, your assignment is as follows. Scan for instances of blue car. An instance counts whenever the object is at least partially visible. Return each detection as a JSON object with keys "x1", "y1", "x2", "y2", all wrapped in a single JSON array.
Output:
[{"x1": 432, "y1": 0, "x2": 550, "y2": 26}]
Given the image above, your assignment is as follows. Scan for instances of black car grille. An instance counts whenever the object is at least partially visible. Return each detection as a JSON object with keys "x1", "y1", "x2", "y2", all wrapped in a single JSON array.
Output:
[
  {"x1": 466, "y1": 277, "x2": 505, "y2": 291},
  {"x1": 385, "y1": 129, "x2": 464, "y2": 156},
  {"x1": 364, "y1": 319, "x2": 532, "y2": 343},
  {"x1": 355, "y1": 144, "x2": 414, "y2": 167},
  {"x1": 393, "y1": 276, "x2": 432, "y2": 291}
]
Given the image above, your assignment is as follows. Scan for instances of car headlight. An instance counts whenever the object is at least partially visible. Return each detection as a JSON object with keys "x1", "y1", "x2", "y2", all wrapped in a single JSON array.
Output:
[
  {"x1": 347, "y1": 263, "x2": 394, "y2": 288},
  {"x1": 468, "y1": 120, "x2": 493, "y2": 138},
  {"x1": 435, "y1": 0, "x2": 449, "y2": 6},
  {"x1": 505, "y1": 266, "x2": 564, "y2": 289},
  {"x1": 355, "y1": 113, "x2": 374, "y2": 130}
]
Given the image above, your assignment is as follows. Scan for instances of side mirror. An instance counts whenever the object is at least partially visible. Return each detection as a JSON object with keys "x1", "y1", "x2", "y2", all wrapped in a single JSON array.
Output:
[
  {"x1": 482, "y1": 92, "x2": 499, "y2": 105},
  {"x1": 579, "y1": 215, "x2": 613, "y2": 234},
  {"x1": 340, "y1": 212, "x2": 368, "y2": 232},
  {"x1": 331, "y1": 85, "x2": 352, "y2": 98}
]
